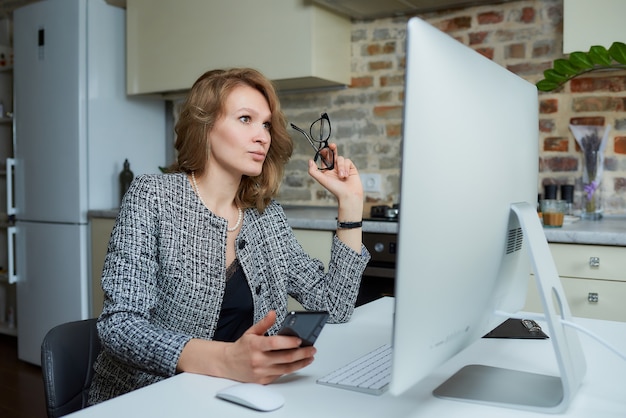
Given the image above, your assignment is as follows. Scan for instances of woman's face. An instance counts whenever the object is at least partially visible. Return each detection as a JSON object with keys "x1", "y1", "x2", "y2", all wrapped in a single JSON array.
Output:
[{"x1": 207, "y1": 84, "x2": 272, "y2": 178}]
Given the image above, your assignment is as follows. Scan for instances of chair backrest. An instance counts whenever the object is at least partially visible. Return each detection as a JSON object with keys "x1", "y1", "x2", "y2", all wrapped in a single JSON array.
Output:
[{"x1": 41, "y1": 318, "x2": 101, "y2": 418}]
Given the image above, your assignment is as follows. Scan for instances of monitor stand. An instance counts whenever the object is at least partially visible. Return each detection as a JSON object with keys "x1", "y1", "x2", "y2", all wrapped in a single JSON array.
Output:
[{"x1": 433, "y1": 202, "x2": 586, "y2": 413}]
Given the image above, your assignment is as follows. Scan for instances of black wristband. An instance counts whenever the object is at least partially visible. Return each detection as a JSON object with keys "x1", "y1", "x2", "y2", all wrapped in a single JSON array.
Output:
[{"x1": 337, "y1": 221, "x2": 363, "y2": 230}]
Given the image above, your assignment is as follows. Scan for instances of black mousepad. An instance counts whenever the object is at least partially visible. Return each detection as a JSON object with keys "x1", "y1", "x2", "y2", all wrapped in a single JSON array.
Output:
[{"x1": 483, "y1": 318, "x2": 549, "y2": 339}]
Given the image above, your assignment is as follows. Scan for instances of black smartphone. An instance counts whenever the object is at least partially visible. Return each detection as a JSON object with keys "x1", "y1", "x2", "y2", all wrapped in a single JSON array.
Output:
[{"x1": 277, "y1": 311, "x2": 329, "y2": 346}]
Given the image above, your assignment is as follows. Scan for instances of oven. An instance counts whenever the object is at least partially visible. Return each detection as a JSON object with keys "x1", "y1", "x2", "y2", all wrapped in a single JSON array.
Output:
[
  {"x1": 356, "y1": 231, "x2": 397, "y2": 306},
  {"x1": 353, "y1": 204, "x2": 400, "y2": 306}
]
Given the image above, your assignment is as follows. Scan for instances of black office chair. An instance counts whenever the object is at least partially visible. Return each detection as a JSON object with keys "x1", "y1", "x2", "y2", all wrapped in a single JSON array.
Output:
[{"x1": 41, "y1": 318, "x2": 101, "y2": 418}]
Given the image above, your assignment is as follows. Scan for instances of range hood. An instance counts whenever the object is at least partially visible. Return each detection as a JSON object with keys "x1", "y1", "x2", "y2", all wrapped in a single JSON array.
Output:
[
  {"x1": 126, "y1": 0, "x2": 351, "y2": 96},
  {"x1": 311, "y1": 0, "x2": 514, "y2": 19}
]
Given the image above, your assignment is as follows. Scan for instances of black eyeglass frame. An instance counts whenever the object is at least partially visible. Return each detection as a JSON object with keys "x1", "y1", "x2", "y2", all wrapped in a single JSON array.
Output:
[{"x1": 290, "y1": 113, "x2": 335, "y2": 171}]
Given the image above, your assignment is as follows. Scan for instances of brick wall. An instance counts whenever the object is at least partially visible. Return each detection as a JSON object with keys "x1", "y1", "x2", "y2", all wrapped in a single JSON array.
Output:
[{"x1": 278, "y1": 0, "x2": 626, "y2": 216}]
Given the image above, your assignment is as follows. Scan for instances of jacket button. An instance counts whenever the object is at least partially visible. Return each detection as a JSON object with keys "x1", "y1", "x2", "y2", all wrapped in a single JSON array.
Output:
[{"x1": 238, "y1": 240, "x2": 246, "y2": 250}]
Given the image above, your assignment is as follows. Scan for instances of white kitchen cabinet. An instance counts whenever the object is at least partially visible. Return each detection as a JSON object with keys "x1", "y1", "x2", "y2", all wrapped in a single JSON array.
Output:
[
  {"x1": 90, "y1": 217, "x2": 116, "y2": 318},
  {"x1": 126, "y1": 0, "x2": 351, "y2": 96},
  {"x1": 524, "y1": 243, "x2": 626, "y2": 322},
  {"x1": 292, "y1": 228, "x2": 333, "y2": 267},
  {"x1": 563, "y1": 0, "x2": 626, "y2": 53}
]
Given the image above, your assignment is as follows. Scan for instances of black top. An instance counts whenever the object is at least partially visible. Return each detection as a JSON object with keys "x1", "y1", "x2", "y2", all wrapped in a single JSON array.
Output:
[{"x1": 213, "y1": 259, "x2": 254, "y2": 342}]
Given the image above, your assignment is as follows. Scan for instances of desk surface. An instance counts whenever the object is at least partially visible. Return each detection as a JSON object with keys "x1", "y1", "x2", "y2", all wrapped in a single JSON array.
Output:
[{"x1": 70, "y1": 298, "x2": 626, "y2": 417}]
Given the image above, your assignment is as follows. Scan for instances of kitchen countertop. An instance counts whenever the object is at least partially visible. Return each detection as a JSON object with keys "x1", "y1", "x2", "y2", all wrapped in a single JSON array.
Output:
[
  {"x1": 89, "y1": 206, "x2": 396, "y2": 234},
  {"x1": 542, "y1": 216, "x2": 626, "y2": 246},
  {"x1": 88, "y1": 207, "x2": 626, "y2": 246}
]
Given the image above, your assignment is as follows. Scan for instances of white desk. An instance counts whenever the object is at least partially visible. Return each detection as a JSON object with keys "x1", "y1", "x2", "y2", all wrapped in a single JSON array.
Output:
[{"x1": 69, "y1": 298, "x2": 626, "y2": 417}]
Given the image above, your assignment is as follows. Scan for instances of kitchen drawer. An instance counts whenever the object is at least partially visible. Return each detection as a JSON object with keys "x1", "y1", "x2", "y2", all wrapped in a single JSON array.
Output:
[
  {"x1": 524, "y1": 276, "x2": 626, "y2": 322},
  {"x1": 292, "y1": 229, "x2": 333, "y2": 267},
  {"x1": 548, "y1": 243, "x2": 626, "y2": 282},
  {"x1": 91, "y1": 218, "x2": 116, "y2": 318}
]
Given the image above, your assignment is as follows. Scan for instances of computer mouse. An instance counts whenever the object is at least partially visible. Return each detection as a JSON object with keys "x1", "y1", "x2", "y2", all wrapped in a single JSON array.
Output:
[{"x1": 216, "y1": 382, "x2": 285, "y2": 412}]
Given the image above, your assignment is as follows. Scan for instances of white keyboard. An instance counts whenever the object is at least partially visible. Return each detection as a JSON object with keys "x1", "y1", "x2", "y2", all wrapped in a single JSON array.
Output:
[{"x1": 316, "y1": 344, "x2": 392, "y2": 395}]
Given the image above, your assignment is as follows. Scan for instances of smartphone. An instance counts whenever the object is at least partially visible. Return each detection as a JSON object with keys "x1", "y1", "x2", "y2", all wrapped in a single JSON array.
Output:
[{"x1": 277, "y1": 311, "x2": 329, "y2": 346}]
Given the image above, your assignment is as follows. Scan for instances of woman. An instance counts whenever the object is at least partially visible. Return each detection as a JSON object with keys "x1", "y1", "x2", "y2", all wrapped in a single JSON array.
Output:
[{"x1": 88, "y1": 68, "x2": 370, "y2": 404}]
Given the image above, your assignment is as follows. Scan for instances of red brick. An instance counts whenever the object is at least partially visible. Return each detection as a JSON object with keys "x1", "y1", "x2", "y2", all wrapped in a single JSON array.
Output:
[
  {"x1": 350, "y1": 76, "x2": 373, "y2": 88},
  {"x1": 572, "y1": 97, "x2": 626, "y2": 112},
  {"x1": 380, "y1": 75, "x2": 404, "y2": 87},
  {"x1": 376, "y1": 91, "x2": 393, "y2": 102},
  {"x1": 386, "y1": 123, "x2": 402, "y2": 137},
  {"x1": 615, "y1": 177, "x2": 626, "y2": 192},
  {"x1": 475, "y1": 47, "x2": 494, "y2": 60},
  {"x1": 507, "y1": 62, "x2": 551, "y2": 76},
  {"x1": 520, "y1": 7, "x2": 536, "y2": 23},
  {"x1": 369, "y1": 61, "x2": 393, "y2": 71},
  {"x1": 539, "y1": 119, "x2": 555, "y2": 133},
  {"x1": 546, "y1": 4, "x2": 564, "y2": 25},
  {"x1": 495, "y1": 29, "x2": 516, "y2": 42},
  {"x1": 382, "y1": 42, "x2": 396, "y2": 54},
  {"x1": 539, "y1": 99, "x2": 558, "y2": 114},
  {"x1": 542, "y1": 156, "x2": 578, "y2": 172},
  {"x1": 398, "y1": 56, "x2": 406, "y2": 70},
  {"x1": 543, "y1": 137, "x2": 568, "y2": 152},
  {"x1": 373, "y1": 106, "x2": 403, "y2": 118},
  {"x1": 532, "y1": 43, "x2": 552, "y2": 58},
  {"x1": 365, "y1": 44, "x2": 382, "y2": 56},
  {"x1": 615, "y1": 136, "x2": 626, "y2": 154},
  {"x1": 436, "y1": 16, "x2": 472, "y2": 32},
  {"x1": 477, "y1": 11, "x2": 504, "y2": 25},
  {"x1": 469, "y1": 31, "x2": 489, "y2": 45},
  {"x1": 570, "y1": 76, "x2": 626, "y2": 93},
  {"x1": 505, "y1": 43, "x2": 526, "y2": 59},
  {"x1": 569, "y1": 116, "x2": 605, "y2": 126}
]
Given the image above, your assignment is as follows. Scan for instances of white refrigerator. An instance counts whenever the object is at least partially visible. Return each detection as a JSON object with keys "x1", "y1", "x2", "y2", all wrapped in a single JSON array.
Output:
[{"x1": 8, "y1": 0, "x2": 166, "y2": 365}]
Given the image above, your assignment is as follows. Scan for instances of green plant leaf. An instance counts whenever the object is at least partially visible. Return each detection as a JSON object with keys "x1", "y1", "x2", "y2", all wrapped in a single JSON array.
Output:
[
  {"x1": 543, "y1": 68, "x2": 569, "y2": 83},
  {"x1": 536, "y1": 42, "x2": 626, "y2": 92},
  {"x1": 536, "y1": 79, "x2": 562, "y2": 91},
  {"x1": 609, "y1": 41, "x2": 626, "y2": 64},
  {"x1": 569, "y1": 51, "x2": 594, "y2": 70},
  {"x1": 553, "y1": 58, "x2": 578, "y2": 76},
  {"x1": 588, "y1": 45, "x2": 612, "y2": 66}
]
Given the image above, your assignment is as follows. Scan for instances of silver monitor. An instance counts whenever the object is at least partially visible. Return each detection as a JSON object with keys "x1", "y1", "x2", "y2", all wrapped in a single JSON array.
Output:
[{"x1": 390, "y1": 17, "x2": 585, "y2": 413}]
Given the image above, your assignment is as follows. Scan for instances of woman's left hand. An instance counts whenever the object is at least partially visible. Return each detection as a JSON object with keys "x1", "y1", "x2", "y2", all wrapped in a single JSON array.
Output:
[
  {"x1": 307, "y1": 143, "x2": 363, "y2": 204},
  {"x1": 307, "y1": 143, "x2": 364, "y2": 252}
]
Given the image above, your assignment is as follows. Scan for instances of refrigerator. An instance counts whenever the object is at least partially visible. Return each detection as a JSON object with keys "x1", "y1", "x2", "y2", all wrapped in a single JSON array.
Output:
[{"x1": 8, "y1": 0, "x2": 166, "y2": 365}]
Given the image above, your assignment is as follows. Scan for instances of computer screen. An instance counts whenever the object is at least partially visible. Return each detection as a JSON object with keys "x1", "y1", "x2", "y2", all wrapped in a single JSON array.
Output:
[{"x1": 389, "y1": 17, "x2": 584, "y2": 412}]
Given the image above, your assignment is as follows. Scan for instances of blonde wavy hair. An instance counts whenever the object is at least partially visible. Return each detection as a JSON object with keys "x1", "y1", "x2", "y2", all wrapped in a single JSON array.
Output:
[{"x1": 171, "y1": 68, "x2": 293, "y2": 212}]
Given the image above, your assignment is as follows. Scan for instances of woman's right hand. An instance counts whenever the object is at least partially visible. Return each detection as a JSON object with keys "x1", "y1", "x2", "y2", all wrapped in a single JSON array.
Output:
[{"x1": 177, "y1": 311, "x2": 317, "y2": 384}]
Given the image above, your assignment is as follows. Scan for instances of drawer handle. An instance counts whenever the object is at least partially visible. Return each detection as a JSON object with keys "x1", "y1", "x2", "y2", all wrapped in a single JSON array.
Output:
[
  {"x1": 587, "y1": 292, "x2": 599, "y2": 303},
  {"x1": 588, "y1": 257, "x2": 600, "y2": 268}
]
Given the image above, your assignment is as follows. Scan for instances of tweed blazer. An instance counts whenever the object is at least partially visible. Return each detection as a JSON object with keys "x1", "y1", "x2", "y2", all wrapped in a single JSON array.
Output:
[{"x1": 88, "y1": 173, "x2": 370, "y2": 404}]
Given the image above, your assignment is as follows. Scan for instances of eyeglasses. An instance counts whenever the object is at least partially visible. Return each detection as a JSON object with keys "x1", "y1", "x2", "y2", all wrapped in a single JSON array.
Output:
[{"x1": 291, "y1": 113, "x2": 334, "y2": 171}]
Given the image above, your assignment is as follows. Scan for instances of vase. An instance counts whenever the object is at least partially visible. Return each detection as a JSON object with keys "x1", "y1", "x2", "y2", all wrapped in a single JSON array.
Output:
[
  {"x1": 569, "y1": 124, "x2": 611, "y2": 220},
  {"x1": 581, "y1": 152, "x2": 603, "y2": 220}
]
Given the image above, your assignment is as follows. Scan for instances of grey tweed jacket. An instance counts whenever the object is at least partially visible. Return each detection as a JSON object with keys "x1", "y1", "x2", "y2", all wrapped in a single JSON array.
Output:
[{"x1": 88, "y1": 173, "x2": 370, "y2": 404}]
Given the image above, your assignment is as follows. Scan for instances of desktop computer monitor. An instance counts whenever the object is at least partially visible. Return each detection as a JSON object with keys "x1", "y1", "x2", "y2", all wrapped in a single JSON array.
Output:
[{"x1": 390, "y1": 17, "x2": 585, "y2": 413}]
